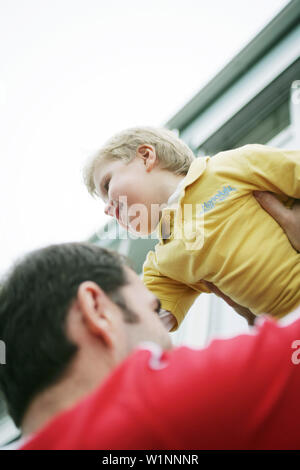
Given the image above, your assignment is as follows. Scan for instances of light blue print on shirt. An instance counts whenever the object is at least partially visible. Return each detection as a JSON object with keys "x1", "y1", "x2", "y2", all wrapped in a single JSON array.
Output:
[{"x1": 199, "y1": 185, "x2": 237, "y2": 213}]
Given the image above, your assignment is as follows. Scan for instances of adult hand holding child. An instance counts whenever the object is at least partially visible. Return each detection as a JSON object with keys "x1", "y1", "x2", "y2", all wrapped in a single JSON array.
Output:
[
  {"x1": 254, "y1": 191, "x2": 300, "y2": 252},
  {"x1": 205, "y1": 192, "x2": 300, "y2": 326}
]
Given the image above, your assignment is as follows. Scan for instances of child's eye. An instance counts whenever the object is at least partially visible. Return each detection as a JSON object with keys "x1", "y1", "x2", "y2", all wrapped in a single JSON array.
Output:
[{"x1": 104, "y1": 178, "x2": 110, "y2": 194}]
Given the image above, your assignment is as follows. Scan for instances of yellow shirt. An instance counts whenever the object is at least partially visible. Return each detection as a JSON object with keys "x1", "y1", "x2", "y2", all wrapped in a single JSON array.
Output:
[{"x1": 142, "y1": 144, "x2": 300, "y2": 330}]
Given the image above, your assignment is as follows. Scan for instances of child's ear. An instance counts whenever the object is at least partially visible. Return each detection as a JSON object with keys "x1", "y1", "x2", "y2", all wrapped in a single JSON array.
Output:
[{"x1": 136, "y1": 145, "x2": 157, "y2": 172}]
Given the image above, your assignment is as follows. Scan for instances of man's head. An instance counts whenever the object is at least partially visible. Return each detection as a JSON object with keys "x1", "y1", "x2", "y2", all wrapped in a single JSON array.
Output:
[
  {"x1": 83, "y1": 127, "x2": 195, "y2": 234},
  {"x1": 0, "y1": 243, "x2": 171, "y2": 429}
]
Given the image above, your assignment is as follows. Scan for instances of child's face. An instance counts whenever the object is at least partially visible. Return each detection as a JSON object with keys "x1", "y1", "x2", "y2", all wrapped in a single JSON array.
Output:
[{"x1": 93, "y1": 156, "x2": 165, "y2": 235}]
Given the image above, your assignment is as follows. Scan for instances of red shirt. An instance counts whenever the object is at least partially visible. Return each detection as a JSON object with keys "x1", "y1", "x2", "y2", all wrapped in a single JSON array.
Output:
[{"x1": 21, "y1": 315, "x2": 300, "y2": 449}]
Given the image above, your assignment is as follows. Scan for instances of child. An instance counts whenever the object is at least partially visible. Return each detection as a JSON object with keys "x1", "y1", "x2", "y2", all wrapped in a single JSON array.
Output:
[{"x1": 83, "y1": 127, "x2": 300, "y2": 331}]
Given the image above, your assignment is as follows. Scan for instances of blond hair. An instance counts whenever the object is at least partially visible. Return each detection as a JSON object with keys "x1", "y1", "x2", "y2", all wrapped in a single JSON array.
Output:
[{"x1": 83, "y1": 126, "x2": 195, "y2": 198}]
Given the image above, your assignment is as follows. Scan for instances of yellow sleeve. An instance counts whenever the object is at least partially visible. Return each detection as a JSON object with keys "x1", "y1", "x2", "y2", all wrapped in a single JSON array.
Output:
[
  {"x1": 142, "y1": 250, "x2": 201, "y2": 331},
  {"x1": 213, "y1": 144, "x2": 300, "y2": 197}
]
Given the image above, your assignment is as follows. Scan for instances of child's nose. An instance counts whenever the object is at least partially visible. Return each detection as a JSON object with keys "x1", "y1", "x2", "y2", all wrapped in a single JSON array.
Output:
[{"x1": 104, "y1": 201, "x2": 114, "y2": 217}]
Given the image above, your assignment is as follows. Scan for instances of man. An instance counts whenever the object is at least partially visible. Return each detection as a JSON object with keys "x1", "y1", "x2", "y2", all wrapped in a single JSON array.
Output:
[{"x1": 0, "y1": 192, "x2": 300, "y2": 449}]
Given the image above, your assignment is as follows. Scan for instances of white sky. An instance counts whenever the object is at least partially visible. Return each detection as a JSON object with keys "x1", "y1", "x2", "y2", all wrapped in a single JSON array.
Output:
[{"x1": 0, "y1": 0, "x2": 289, "y2": 274}]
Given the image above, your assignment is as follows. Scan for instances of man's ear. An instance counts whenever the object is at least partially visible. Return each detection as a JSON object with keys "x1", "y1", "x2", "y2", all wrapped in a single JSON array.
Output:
[
  {"x1": 77, "y1": 281, "x2": 115, "y2": 348},
  {"x1": 136, "y1": 144, "x2": 157, "y2": 172}
]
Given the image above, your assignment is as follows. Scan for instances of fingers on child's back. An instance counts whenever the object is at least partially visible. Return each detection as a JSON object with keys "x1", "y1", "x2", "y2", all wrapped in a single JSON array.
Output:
[{"x1": 254, "y1": 191, "x2": 290, "y2": 228}]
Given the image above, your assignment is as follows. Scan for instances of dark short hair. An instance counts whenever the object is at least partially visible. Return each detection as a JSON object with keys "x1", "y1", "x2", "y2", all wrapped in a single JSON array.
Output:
[{"x1": 0, "y1": 242, "x2": 133, "y2": 427}]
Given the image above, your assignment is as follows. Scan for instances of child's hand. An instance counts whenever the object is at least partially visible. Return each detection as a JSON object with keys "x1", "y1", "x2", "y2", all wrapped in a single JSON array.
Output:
[
  {"x1": 158, "y1": 309, "x2": 177, "y2": 332},
  {"x1": 204, "y1": 281, "x2": 256, "y2": 326},
  {"x1": 254, "y1": 191, "x2": 300, "y2": 252}
]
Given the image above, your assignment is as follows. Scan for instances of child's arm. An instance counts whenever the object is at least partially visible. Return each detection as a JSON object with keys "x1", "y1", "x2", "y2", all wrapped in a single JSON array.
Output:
[
  {"x1": 143, "y1": 250, "x2": 209, "y2": 331},
  {"x1": 213, "y1": 144, "x2": 300, "y2": 197},
  {"x1": 157, "y1": 308, "x2": 178, "y2": 332}
]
